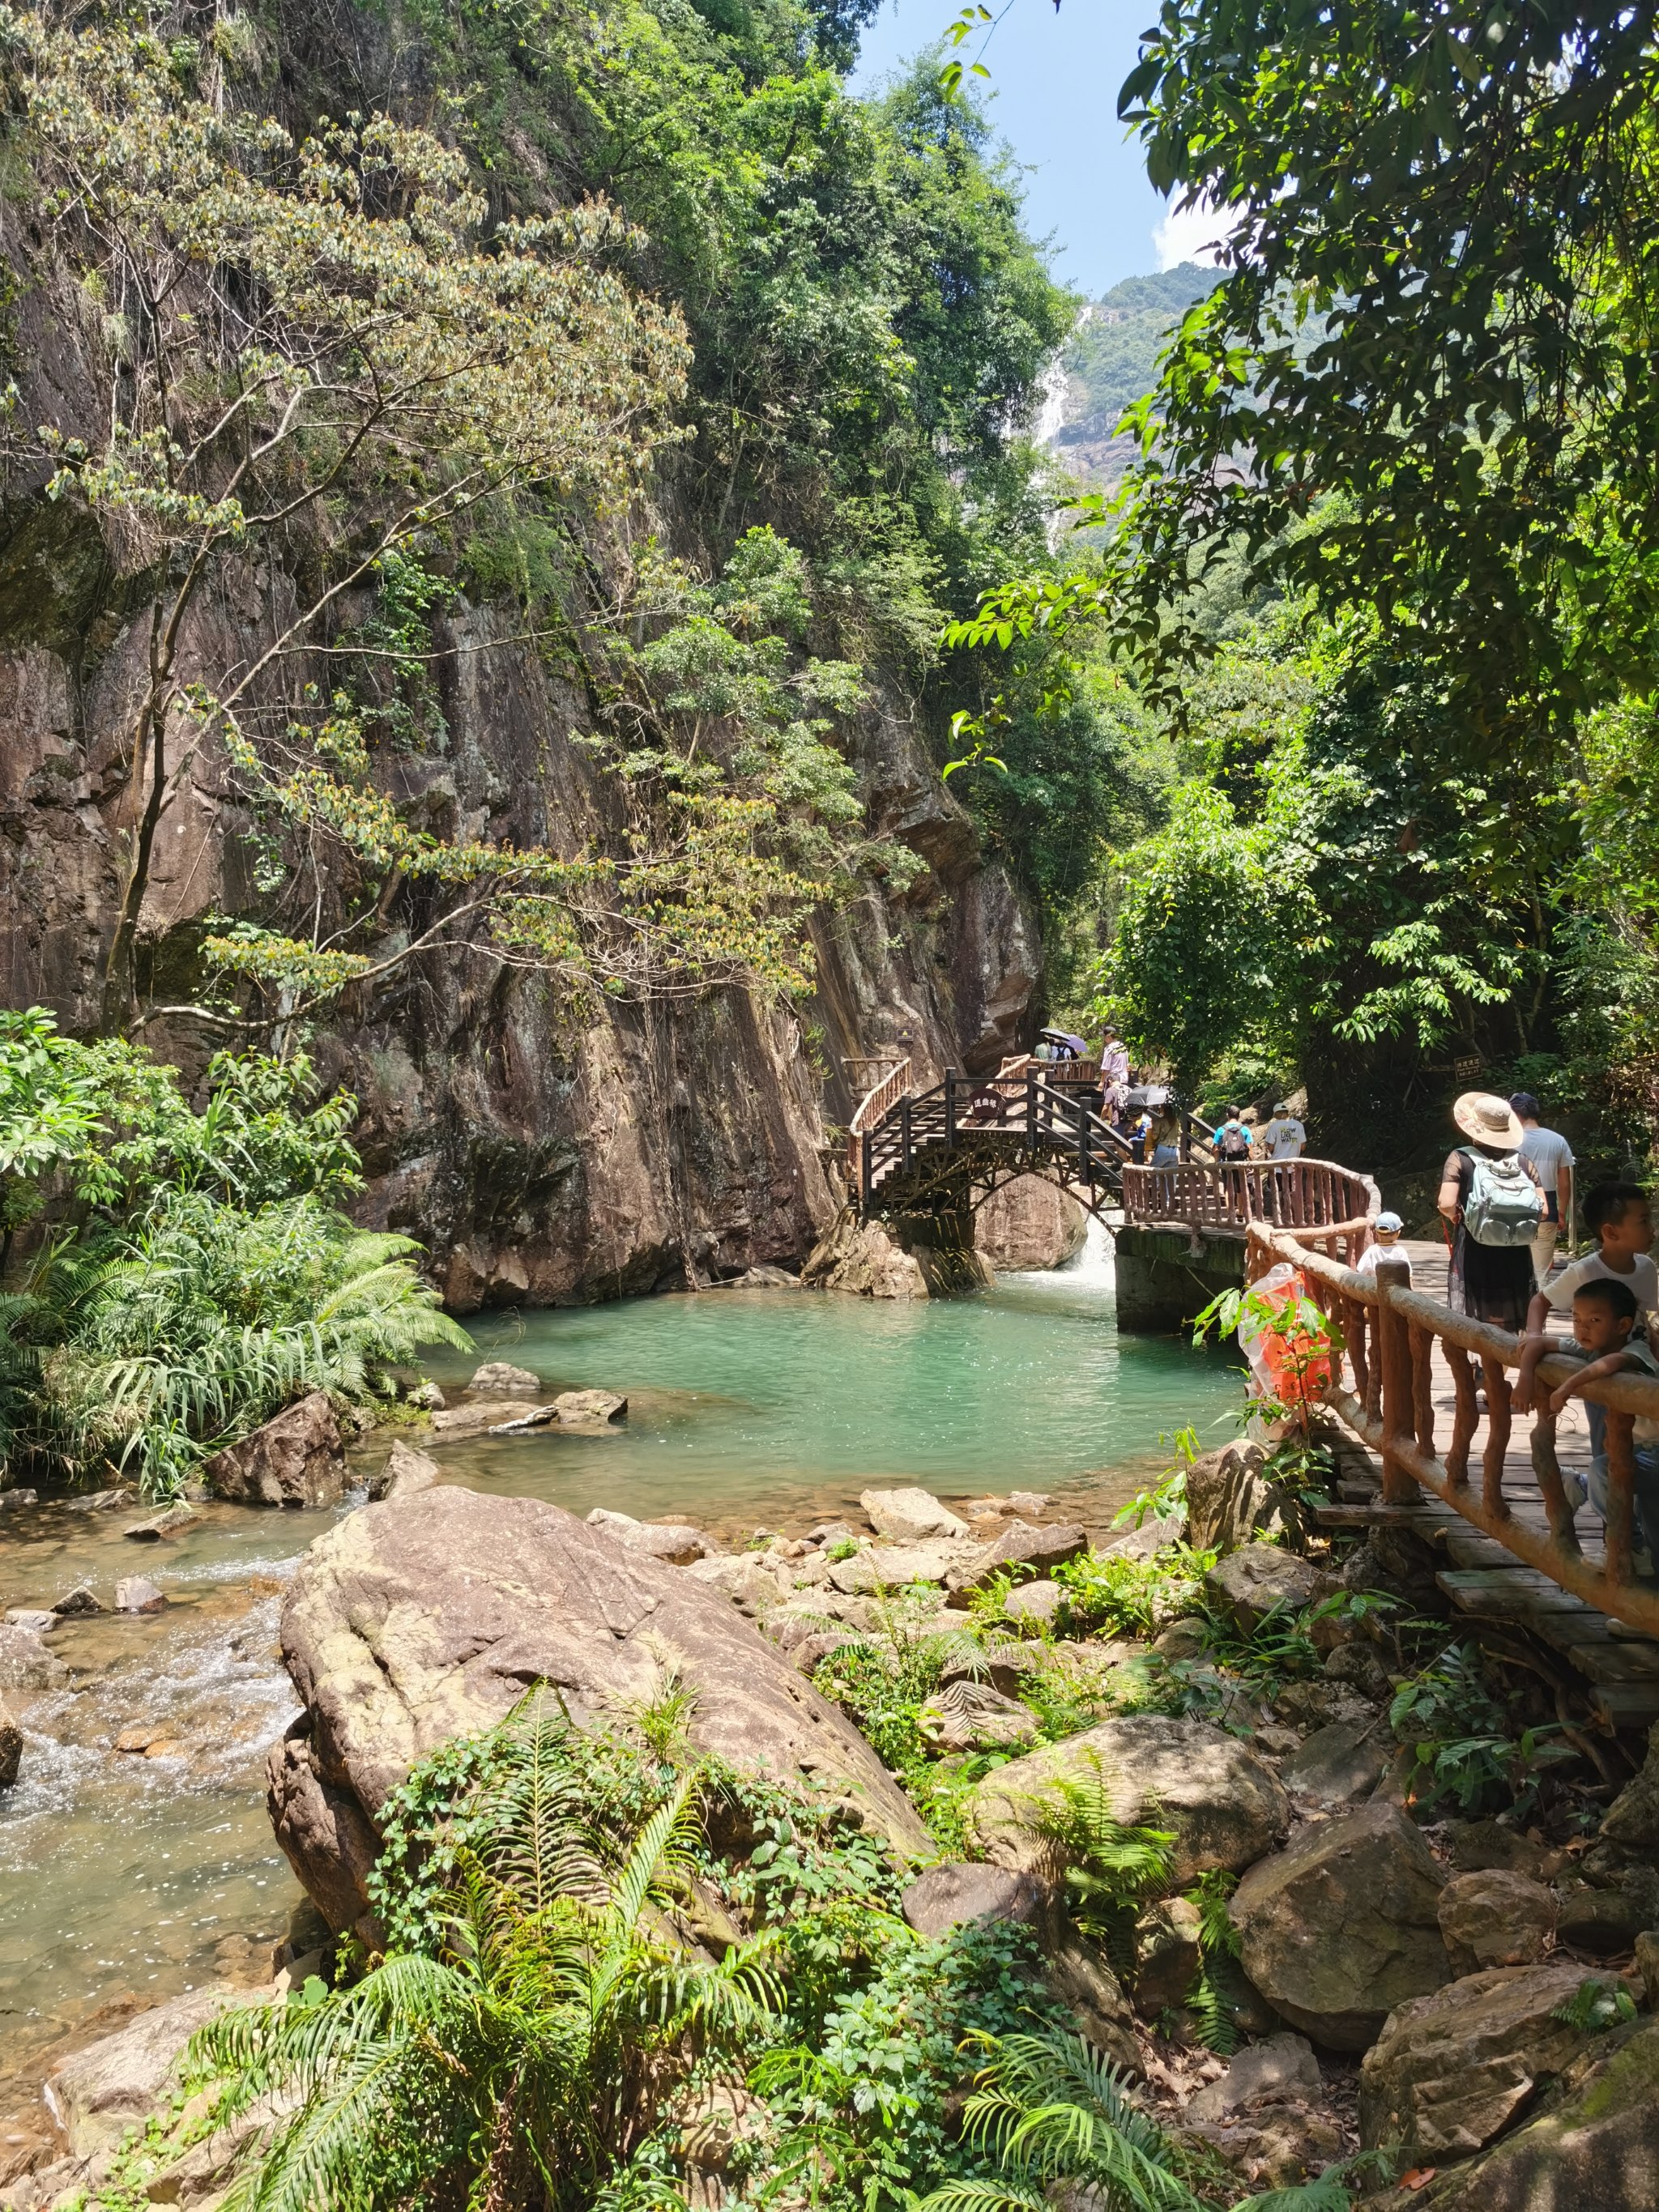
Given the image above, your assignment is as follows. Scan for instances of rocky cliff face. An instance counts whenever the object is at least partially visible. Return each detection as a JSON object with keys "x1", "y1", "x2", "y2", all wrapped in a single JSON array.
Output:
[{"x1": 0, "y1": 522, "x2": 1042, "y2": 1306}]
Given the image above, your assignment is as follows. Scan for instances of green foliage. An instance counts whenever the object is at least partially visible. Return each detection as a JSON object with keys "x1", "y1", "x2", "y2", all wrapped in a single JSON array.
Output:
[
  {"x1": 1053, "y1": 1543, "x2": 1213, "y2": 1639},
  {"x1": 1058, "y1": 263, "x2": 1226, "y2": 450},
  {"x1": 1388, "y1": 1643, "x2": 1574, "y2": 1816},
  {"x1": 919, "y1": 2027, "x2": 1194, "y2": 2212},
  {"x1": 1115, "y1": 0, "x2": 1659, "y2": 751},
  {"x1": 1551, "y1": 1977, "x2": 1638, "y2": 2035},
  {"x1": 1011, "y1": 1753, "x2": 1174, "y2": 1954},
  {"x1": 192, "y1": 1706, "x2": 785, "y2": 2212},
  {"x1": 753, "y1": 1923, "x2": 1045, "y2": 2211},
  {"x1": 27, "y1": 1192, "x2": 466, "y2": 1496}
]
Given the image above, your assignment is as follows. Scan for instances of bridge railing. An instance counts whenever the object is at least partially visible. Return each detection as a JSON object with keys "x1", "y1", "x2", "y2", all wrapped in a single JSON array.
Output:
[
  {"x1": 1247, "y1": 1221, "x2": 1659, "y2": 1636},
  {"x1": 847, "y1": 1057, "x2": 911, "y2": 1191},
  {"x1": 851, "y1": 1064, "x2": 1129, "y2": 1211},
  {"x1": 1123, "y1": 1157, "x2": 1378, "y2": 1258}
]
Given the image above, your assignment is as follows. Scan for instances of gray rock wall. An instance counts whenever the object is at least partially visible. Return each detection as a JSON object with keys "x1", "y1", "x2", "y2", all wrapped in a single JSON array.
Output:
[{"x1": 0, "y1": 491, "x2": 1041, "y2": 1307}]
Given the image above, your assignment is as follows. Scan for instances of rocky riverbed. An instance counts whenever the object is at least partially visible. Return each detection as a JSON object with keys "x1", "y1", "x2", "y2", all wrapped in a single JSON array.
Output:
[{"x1": 6, "y1": 1370, "x2": 1659, "y2": 2210}]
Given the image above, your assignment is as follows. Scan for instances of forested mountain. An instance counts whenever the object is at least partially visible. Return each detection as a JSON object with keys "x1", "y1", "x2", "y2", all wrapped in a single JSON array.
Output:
[{"x1": 1044, "y1": 262, "x2": 1225, "y2": 490}]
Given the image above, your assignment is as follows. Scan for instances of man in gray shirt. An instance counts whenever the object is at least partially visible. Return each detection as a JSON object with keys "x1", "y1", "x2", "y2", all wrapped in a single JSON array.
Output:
[{"x1": 1511, "y1": 1092, "x2": 1573, "y2": 1284}]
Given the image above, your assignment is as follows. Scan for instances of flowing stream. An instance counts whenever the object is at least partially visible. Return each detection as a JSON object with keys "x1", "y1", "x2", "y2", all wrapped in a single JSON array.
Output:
[{"x1": 0, "y1": 1226, "x2": 1239, "y2": 2123}]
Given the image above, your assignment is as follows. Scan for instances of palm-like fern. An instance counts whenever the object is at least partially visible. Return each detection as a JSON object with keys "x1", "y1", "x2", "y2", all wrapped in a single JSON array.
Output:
[
  {"x1": 25, "y1": 1192, "x2": 467, "y2": 1494},
  {"x1": 192, "y1": 1757, "x2": 782, "y2": 2211},
  {"x1": 1013, "y1": 1754, "x2": 1175, "y2": 1954},
  {"x1": 919, "y1": 2027, "x2": 1197, "y2": 2212}
]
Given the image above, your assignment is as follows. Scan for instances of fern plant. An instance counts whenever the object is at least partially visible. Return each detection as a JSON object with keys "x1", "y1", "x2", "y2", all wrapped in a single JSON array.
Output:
[
  {"x1": 1013, "y1": 1754, "x2": 1174, "y2": 1967},
  {"x1": 1551, "y1": 1976, "x2": 1638, "y2": 2034},
  {"x1": 29, "y1": 1191, "x2": 468, "y2": 1494},
  {"x1": 191, "y1": 1748, "x2": 782, "y2": 2210},
  {"x1": 1182, "y1": 1869, "x2": 1244, "y2": 2056},
  {"x1": 918, "y1": 2027, "x2": 1197, "y2": 2212}
]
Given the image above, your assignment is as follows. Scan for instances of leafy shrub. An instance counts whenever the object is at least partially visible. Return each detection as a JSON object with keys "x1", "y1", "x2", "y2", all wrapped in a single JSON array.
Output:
[
  {"x1": 28, "y1": 1192, "x2": 467, "y2": 1495},
  {"x1": 1388, "y1": 1643, "x2": 1572, "y2": 1816}
]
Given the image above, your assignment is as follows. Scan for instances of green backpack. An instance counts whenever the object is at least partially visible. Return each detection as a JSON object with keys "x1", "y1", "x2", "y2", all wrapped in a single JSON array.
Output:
[{"x1": 1460, "y1": 1148, "x2": 1542, "y2": 1247}]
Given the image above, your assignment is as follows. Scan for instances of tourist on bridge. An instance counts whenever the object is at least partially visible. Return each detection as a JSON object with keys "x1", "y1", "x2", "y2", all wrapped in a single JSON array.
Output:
[
  {"x1": 1149, "y1": 1099, "x2": 1181, "y2": 1168},
  {"x1": 1099, "y1": 1025, "x2": 1130, "y2": 1119},
  {"x1": 1438, "y1": 1091, "x2": 1543, "y2": 1333},
  {"x1": 1260, "y1": 1101, "x2": 1307, "y2": 1159},
  {"x1": 1355, "y1": 1209, "x2": 1410, "y2": 1281},
  {"x1": 1511, "y1": 1092, "x2": 1573, "y2": 1284},
  {"x1": 1513, "y1": 1181, "x2": 1657, "y2": 1519},
  {"x1": 1214, "y1": 1106, "x2": 1253, "y2": 1161}
]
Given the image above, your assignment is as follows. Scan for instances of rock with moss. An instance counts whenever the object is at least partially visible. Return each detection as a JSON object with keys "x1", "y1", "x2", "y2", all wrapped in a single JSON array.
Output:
[
  {"x1": 1358, "y1": 1961, "x2": 1599, "y2": 2158},
  {"x1": 1401, "y1": 2017, "x2": 1659, "y2": 2210}
]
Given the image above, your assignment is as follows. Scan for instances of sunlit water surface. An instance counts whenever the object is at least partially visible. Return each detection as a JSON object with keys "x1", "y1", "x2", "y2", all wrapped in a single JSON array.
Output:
[{"x1": 0, "y1": 1226, "x2": 1238, "y2": 2116}]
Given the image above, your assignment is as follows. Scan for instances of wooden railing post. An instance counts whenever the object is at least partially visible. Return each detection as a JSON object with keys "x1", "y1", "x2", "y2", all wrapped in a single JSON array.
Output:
[
  {"x1": 1375, "y1": 1259, "x2": 1419, "y2": 1504},
  {"x1": 944, "y1": 1068, "x2": 957, "y2": 1149},
  {"x1": 1026, "y1": 1067, "x2": 1038, "y2": 1157},
  {"x1": 1605, "y1": 1406, "x2": 1638, "y2": 1586},
  {"x1": 859, "y1": 1132, "x2": 872, "y2": 1212},
  {"x1": 900, "y1": 1096, "x2": 912, "y2": 1174}
]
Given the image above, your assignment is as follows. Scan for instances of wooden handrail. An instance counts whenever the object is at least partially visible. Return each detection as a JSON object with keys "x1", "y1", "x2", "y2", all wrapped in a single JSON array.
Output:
[
  {"x1": 1247, "y1": 1221, "x2": 1659, "y2": 1635},
  {"x1": 847, "y1": 1057, "x2": 913, "y2": 1199},
  {"x1": 1122, "y1": 1157, "x2": 1379, "y2": 1260}
]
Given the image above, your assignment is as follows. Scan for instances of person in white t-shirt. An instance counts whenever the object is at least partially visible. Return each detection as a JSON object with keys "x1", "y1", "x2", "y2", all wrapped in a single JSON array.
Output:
[
  {"x1": 1513, "y1": 1180, "x2": 1657, "y2": 1507},
  {"x1": 1260, "y1": 1102, "x2": 1307, "y2": 1160},
  {"x1": 1511, "y1": 1092, "x2": 1574, "y2": 1285},
  {"x1": 1355, "y1": 1210, "x2": 1411, "y2": 1281}
]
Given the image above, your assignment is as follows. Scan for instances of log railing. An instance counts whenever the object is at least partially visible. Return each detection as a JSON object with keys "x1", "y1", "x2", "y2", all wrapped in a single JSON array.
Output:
[
  {"x1": 1248, "y1": 1221, "x2": 1659, "y2": 1635},
  {"x1": 1124, "y1": 1157, "x2": 1379, "y2": 1260}
]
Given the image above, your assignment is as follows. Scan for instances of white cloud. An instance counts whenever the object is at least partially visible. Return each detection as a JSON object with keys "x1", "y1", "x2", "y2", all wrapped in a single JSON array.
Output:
[{"x1": 1153, "y1": 195, "x2": 1230, "y2": 271}]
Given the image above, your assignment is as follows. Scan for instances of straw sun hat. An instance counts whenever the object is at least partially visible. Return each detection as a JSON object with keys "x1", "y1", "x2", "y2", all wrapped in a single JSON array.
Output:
[{"x1": 1452, "y1": 1090, "x2": 1525, "y2": 1149}]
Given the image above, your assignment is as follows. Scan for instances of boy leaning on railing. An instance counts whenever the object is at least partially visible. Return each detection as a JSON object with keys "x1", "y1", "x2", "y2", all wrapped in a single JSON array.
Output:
[{"x1": 1513, "y1": 1181, "x2": 1659, "y2": 1580}]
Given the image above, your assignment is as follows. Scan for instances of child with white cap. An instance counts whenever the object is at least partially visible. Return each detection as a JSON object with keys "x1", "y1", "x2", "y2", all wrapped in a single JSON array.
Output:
[{"x1": 1356, "y1": 1211, "x2": 1410, "y2": 1281}]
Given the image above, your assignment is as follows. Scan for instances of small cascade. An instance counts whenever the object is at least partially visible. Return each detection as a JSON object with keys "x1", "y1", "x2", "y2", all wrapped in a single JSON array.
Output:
[{"x1": 1056, "y1": 1211, "x2": 1115, "y2": 1289}]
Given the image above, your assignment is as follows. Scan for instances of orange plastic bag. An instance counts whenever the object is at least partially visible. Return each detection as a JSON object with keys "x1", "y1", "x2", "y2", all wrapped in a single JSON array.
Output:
[{"x1": 1238, "y1": 1262, "x2": 1334, "y2": 1407}]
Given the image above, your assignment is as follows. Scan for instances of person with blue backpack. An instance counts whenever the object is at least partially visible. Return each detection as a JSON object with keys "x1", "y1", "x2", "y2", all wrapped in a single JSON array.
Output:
[{"x1": 1436, "y1": 1090, "x2": 1545, "y2": 1332}]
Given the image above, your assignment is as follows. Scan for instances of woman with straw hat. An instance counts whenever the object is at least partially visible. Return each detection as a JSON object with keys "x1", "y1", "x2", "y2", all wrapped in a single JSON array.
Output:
[{"x1": 1438, "y1": 1091, "x2": 1545, "y2": 1332}]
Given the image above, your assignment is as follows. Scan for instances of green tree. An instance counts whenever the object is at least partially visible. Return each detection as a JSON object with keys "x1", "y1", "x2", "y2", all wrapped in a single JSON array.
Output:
[{"x1": 1113, "y1": 0, "x2": 1659, "y2": 748}]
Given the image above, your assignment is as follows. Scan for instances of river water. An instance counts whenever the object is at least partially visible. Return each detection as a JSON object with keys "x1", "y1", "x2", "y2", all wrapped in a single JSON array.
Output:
[{"x1": 0, "y1": 1228, "x2": 1239, "y2": 2122}]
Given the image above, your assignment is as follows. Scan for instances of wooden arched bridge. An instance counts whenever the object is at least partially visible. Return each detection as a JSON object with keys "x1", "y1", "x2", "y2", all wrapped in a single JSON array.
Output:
[{"x1": 847, "y1": 1055, "x2": 1375, "y2": 1255}]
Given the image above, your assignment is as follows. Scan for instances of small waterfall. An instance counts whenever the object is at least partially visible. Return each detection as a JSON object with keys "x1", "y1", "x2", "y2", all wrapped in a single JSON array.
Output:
[{"x1": 1057, "y1": 1212, "x2": 1115, "y2": 1289}]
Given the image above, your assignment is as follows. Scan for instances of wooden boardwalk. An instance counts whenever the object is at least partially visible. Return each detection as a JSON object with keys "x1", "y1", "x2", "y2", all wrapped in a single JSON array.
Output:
[{"x1": 1319, "y1": 1237, "x2": 1659, "y2": 1729}]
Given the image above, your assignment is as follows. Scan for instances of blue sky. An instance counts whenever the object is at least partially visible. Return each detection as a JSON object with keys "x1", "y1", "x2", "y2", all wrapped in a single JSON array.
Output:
[{"x1": 849, "y1": 0, "x2": 1219, "y2": 300}]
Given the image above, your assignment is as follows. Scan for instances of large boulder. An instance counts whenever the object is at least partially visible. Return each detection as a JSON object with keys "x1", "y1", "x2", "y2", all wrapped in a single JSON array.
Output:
[
  {"x1": 1280, "y1": 1721, "x2": 1389, "y2": 1810},
  {"x1": 859, "y1": 1487, "x2": 969, "y2": 1542},
  {"x1": 1230, "y1": 1801, "x2": 1450, "y2": 2052},
  {"x1": 966, "y1": 1714, "x2": 1289, "y2": 1886},
  {"x1": 901, "y1": 1862, "x2": 1049, "y2": 1940},
  {"x1": 203, "y1": 1392, "x2": 343, "y2": 1508},
  {"x1": 1601, "y1": 1718, "x2": 1659, "y2": 1849},
  {"x1": 0, "y1": 1623, "x2": 67, "y2": 1691},
  {"x1": 267, "y1": 1488, "x2": 932, "y2": 1933},
  {"x1": 974, "y1": 1175, "x2": 1086, "y2": 1272},
  {"x1": 1185, "y1": 1442, "x2": 1273, "y2": 1554},
  {"x1": 802, "y1": 1213, "x2": 928, "y2": 1298},
  {"x1": 586, "y1": 1507, "x2": 713, "y2": 1564},
  {"x1": 1358, "y1": 1962, "x2": 1600, "y2": 2159},
  {"x1": 467, "y1": 1361, "x2": 540, "y2": 1395},
  {"x1": 1407, "y1": 2019, "x2": 1659, "y2": 2212},
  {"x1": 1205, "y1": 1542, "x2": 1337, "y2": 1633},
  {"x1": 366, "y1": 1440, "x2": 440, "y2": 1502}
]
